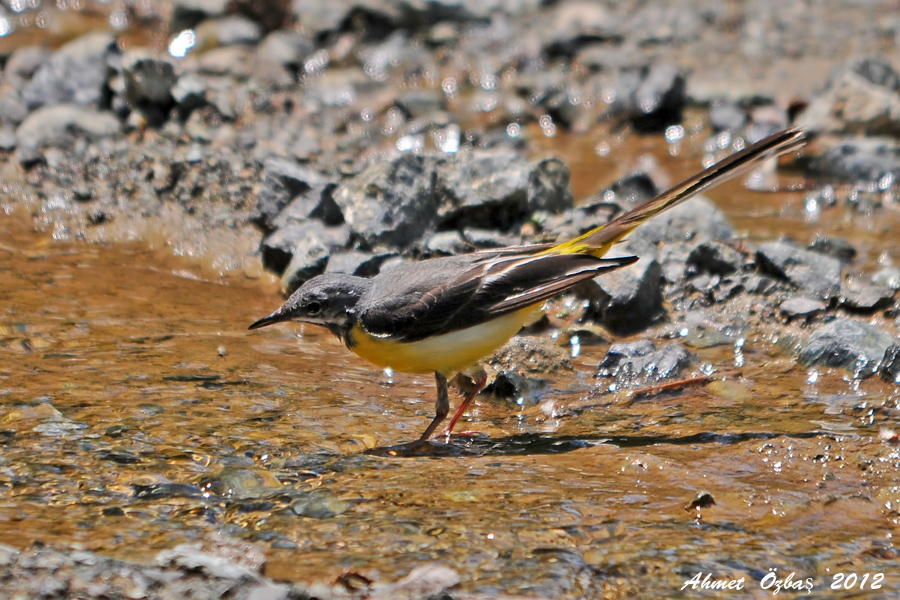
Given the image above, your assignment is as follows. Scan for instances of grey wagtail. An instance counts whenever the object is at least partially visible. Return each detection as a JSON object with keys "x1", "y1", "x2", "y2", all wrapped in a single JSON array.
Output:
[{"x1": 250, "y1": 127, "x2": 805, "y2": 442}]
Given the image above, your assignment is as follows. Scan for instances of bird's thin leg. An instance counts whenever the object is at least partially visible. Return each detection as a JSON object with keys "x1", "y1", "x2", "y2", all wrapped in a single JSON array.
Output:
[
  {"x1": 418, "y1": 372, "x2": 450, "y2": 441},
  {"x1": 443, "y1": 368, "x2": 488, "y2": 439}
]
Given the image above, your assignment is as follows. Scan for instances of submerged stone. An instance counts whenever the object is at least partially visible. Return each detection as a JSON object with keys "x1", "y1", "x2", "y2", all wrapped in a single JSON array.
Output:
[{"x1": 798, "y1": 319, "x2": 895, "y2": 378}]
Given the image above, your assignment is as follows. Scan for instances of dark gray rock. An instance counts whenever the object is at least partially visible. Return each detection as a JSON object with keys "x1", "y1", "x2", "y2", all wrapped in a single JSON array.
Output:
[
  {"x1": 630, "y1": 62, "x2": 686, "y2": 133},
  {"x1": 122, "y1": 51, "x2": 177, "y2": 108},
  {"x1": 631, "y1": 196, "x2": 735, "y2": 245},
  {"x1": 324, "y1": 251, "x2": 395, "y2": 277},
  {"x1": 485, "y1": 370, "x2": 547, "y2": 406},
  {"x1": 590, "y1": 258, "x2": 663, "y2": 334},
  {"x1": 15, "y1": 104, "x2": 121, "y2": 162},
  {"x1": 0, "y1": 86, "x2": 29, "y2": 126},
  {"x1": 332, "y1": 153, "x2": 441, "y2": 249},
  {"x1": 272, "y1": 185, "x2": 343, "y2": 231},
  {"x1": 592, "y1": 172, "x2": 658, "y2": 210},
  {"x1": 424, "y1": 231, "x2": 470, "y2": 255},
  {"x1": 798, "y1": 319, "x2": 895, "y2": 378},
  {"x1": 260, "y1": 221, "x2": 350, "y2": 276},
  {"x1": 597, "y1": 340, "x2": 695, "y2": 383},
  {"x1": 171, "y1": 75, "x2": 208, "y2": 111},
  {"x1": 257, "y1": 30, "x2": 315, "y2": 69},
  {"x1": 880, "y1": 345, "x2": 900, "y2": 384},
  {"x1": 756, "y1": 241, "x2": 842, "y2": 300},
  {"x1": 687, "y1": 241, "x2": 745, "y2": 276},
  {"x1": 807, "y1": 137, "x2": 900, "y2": 184},
  {"x1": 170, "y1": 0, "x2": 230, "y2": 31},
  {"x1": 528, "y1": 157, "x2": 576, "y2": 214},
  {"x1": 839, "y1": 284, "x2": 894, "y2": 313},
  {"x1": 254, "y1": 157, "x2": 338, "y2": 232},
  {"x1": 745, "y1": 274, "x2": 778, "y2": 296},
  {"x1": 436, "y1": 152, "x2": 574, "y2": 230},
  {"x1": 21, "y1": 32, "x2": 117, "y2": 109},
  {"x1": 808, "y1": 236, "x2": 857, "y2": 261},
  {"x1": 779, "y1": 296, "x2": 827, "y2": 321}
]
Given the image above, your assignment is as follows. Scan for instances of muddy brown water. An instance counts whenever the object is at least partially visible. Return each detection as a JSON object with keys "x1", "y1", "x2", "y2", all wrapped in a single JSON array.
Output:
[{"x1": 3, "y1": 142, "x2": 900, "y2": 598}]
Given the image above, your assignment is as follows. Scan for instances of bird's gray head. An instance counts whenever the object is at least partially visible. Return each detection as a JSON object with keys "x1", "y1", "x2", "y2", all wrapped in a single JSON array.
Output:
[{"x1": 248, "y1": 273, "x2": 371, "y2": 340}]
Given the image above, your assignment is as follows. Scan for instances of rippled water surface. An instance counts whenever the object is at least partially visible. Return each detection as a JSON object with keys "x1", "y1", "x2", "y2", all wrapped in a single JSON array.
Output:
[{"x1": 3, "y1": 178, "x2": 900, "y2": 598}]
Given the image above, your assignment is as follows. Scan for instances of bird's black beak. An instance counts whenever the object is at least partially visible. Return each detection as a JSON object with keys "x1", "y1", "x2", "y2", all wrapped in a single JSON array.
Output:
[{"x1": 248, "y1": 308, "x2": 288, "y2": 330}]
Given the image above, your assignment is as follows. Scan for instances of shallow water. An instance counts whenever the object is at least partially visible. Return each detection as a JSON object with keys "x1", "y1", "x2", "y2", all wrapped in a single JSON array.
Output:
[{"x1": 3, "y1": 174, "x2": 900, "y2": 598}]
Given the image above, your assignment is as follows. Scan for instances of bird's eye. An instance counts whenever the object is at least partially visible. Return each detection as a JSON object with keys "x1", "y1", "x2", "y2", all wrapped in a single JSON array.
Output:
[{"x1": 306, "y1": 301, "x2": 322, "y2": 315}]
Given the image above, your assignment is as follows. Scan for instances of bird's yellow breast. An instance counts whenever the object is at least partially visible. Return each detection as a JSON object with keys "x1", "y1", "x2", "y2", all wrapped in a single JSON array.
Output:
[{"x1": 349, "y1": 305, "x2": 543, "y2": 375}]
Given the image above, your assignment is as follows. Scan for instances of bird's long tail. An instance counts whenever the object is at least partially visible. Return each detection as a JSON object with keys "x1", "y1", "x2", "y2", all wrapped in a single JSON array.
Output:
[{"x1": 546, "y1": 127, "x2": 807, "y2": 257}]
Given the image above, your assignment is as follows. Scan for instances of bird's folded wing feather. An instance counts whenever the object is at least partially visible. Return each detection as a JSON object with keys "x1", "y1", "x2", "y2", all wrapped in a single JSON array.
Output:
[{"x1": 358, "y1": 253, "x2": 637, "y2": 342}]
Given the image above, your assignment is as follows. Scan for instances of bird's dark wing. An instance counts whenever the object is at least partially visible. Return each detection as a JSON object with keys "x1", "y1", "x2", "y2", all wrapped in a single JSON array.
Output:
[{"x1": 357, "y1": 253, "x2": 637, "y2": 342}]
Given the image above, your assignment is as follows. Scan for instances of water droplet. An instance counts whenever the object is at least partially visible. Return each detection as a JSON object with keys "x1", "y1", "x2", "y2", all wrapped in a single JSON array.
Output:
[{"x1": 168, "y1": 29, "x2": 196, "y2": 58}]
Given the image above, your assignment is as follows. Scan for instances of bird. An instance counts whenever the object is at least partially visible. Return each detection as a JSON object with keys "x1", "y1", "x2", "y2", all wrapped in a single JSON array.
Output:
[{"x1": 249, "y1": 127, "x2": 806, "y2": 444}]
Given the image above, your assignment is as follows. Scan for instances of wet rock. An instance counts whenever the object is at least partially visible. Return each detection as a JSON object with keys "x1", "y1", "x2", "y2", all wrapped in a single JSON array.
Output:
[
  {"x1": 424, "y1": 230, "x2": 469, "y2": 255},
  {"x1": 756, "y1": 241, "x2": 842, "y2": 300},
  {"x1": 15, "y1": 105, "x2": 121, "y2": 163},
  {"x1": 807, "y1": 137, "x2": 900, "y2": 184},
  {"x1": 629, "y1": 62, "x2": 686, "y2": 133},
  {"x1": 333, "y1": 153, "x2": 441, "y2": 249},
  {"x1": 779, "y1": 296, "x2": 827, "y2": 322},
  {"x1": 590, "y1": 258, "x2": 664, "y2": 334},
  {"x1": 798, "y1": 319, "x2": 895, "y2": 378},
  {"x1": 272, "y1": 185, "x2": 343, "y2": 231},
  {"x1": 687, "y1": 241, "x2": 745, "y2": 276},
  {"x1": 488, "y1": 336, "x2": 573, "y2": 374},
  {"x1": 257, "y1": 30, "x2": 315, "y2": 69},
  {"x1": 436, "y1": 153, "x2": 574, "y2": 230},
  {"x1": 394, "y1": 89, "x2": 446, "y2": 119},
  {"x1": 0, "y1": 86, "x2": 29, "y2": 126},
  {"x1": 485, "y1": 370, "x2": 546, "y2": 404},
  {"x1": 4, "y1": 45, "x2": 53, "y2": 88},
  {"x1": 593, "y1": 172, "x2": 658, "y2": 210},
  {"x1": 808, "y1": 236, "x2": 857, "y2": 261},
  {"x1": 260, "y1": 220, "x2": 350, "y2": 275},
  {"x1": 122, "y1": 51, "x2": 177, "y2": 108},
  {"x1": 21, "y1": 32, "x2": 117, "y2": 110},
  {"x1": 254, "y1": 157, "x2": 338, "y2": 232},
  {"x1": 0, "y1": 127, "x2": 15, "y2": 151},
  {"x1": 196, "y1": 15, "x2": 264, "y2": 47},
  {"x1": 171, "y1": 75, "x2": 208, "y2": 111},
  {"x1": 544, "y1": 1, "x2": 620, "y2": 56},
  {"x1": 157, "y1": 543, "x2": 261, "y2": 580},
  {"x1": 839, "y1": 283, "x2": 894, "y2": 313},
  {"x1": 324, "y1": 251, "x2": 394, "y2": 277},
  {"x1": 709, "y1": 101, "x2": 747, "y2": 131},
  {"x1": 171, "y1": 0, "x2": 230, "y2": 31},
  {"x1": 273, "y1": 223, "x2": 352, "y2": 292},
  {"x1": 370, "y1": 564, "x2": 460, "y2": 600},
  {"x1": 597, "y1": 341, "x2": 696, "y2": 383},
  {"x1": 203, "y1": 467, "x2": 283, "y2": 498},
  {"x1": 872, "y1": 267, "x2": 900, "y2": 290},
  {"x1": 631, "y1": 196, "x2": 735, "y2": 245},
  {"x1": 197, "y1": 45, "x2": 257, "y2": 79},
  {"x1": 796, "y1": 58, "x2": 900, "y2": 136},
  {"x1": 880, "y1": 345, "x2": 900, "y2": 384},
  {"x1": 290, "y1": 489, "x2": 350, "y2": 519}
]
